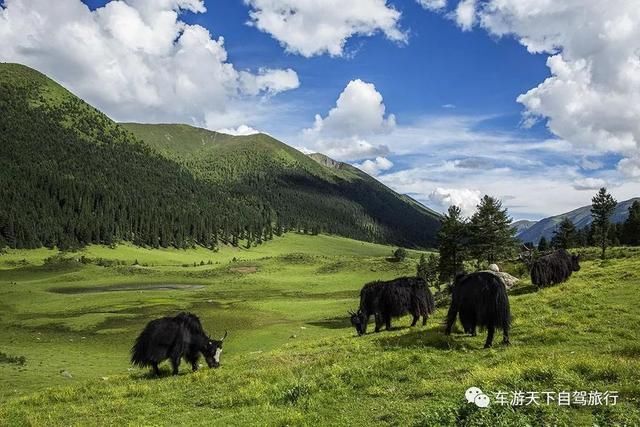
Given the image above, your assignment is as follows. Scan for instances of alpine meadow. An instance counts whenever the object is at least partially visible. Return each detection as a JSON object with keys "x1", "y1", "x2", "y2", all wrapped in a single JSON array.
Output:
[{"x1": 2, "y1": 1, "x2": 640, "y2": 426}]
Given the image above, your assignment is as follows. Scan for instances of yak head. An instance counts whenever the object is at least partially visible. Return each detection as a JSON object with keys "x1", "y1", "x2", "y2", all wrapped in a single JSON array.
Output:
[
  {"x1": 203, "y1": 331, "x2": 227, "y2": 368},
  {"x1": 571, "y1": 254, "x2": 581, "y2": 272},
  {"x1": 349, "y1": 310, "x2": 368, "y2": 336}
]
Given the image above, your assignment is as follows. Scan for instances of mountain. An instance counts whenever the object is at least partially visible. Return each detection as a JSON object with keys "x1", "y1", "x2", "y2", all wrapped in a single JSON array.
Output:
[
  {"x1": 511, "y1": 220, "x2": 536, "y2": 234},
  {"x1": 517, "y1": 198, "x2": 640, "y2": 244},
  {"x1": 121, "y1": 123, "x2": 442, "y2": 247},
  {"x1": 0, "y1": 63, "x2": 441, "y2": 249}
]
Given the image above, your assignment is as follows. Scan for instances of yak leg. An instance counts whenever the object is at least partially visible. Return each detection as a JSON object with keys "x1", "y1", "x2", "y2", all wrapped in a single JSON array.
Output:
[
  {"x1": 170, "y1": 357, "x2": 180, "y2": 375},
  {"x1": 374, "y1": 314, "x2": 383, "y2": 333},
  {"x1": 384, "y1": 315, "x2": 392, "y2": 331},
  {"x1": 152, "y1": 362, "x2": 160, "y2": 376},
  {"x1": 502, "y1": 322, "x2": 511, "y2": 346},
  {"x1": 422, "y1": 312, "x2": 428, "y2": 326},
  {"x1": 445, "y1": 305, "x2": 458, "y2": 335},
  {"x1": 484, "y1": 325, "x2": 496, "y2": 349},
  {"x1": 411, "y1": 312, "x2": 419, "y2": 327},
  {"x1": 185, "y1": 352, "x2": 199, "y2": 371}
]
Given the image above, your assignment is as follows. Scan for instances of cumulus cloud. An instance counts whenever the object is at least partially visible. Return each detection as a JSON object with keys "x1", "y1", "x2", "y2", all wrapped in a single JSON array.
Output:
[
  {"x1": 572, "y1": 177, "x2": 607, "y2": 191},
  {"x1": 0, "y1": 0, "x2": 299, "y2": 131},
  {"x1": 239, "y1": 68, "x2": 300, "y2": 96},
  {"x1": 244, "y1": 0, "x2": 407, "y2": 57},
  {"x1": 354, "y1": 156, "x2": 394, "y2": 176},
  {"x1": 417, "y1": 0, "x2": 447, "y2": 11},
  {"x1": 217, "y1": 125, "x2": 261, "y2": 136},
  {"x1": 302, "y1": 79, "x2": 395, "y2": 160},
  {"x1": 429, "y1": 187, "x2": 482, "y2": 217},
  {"x1": 443, "y1": 0, "x2": 640, "y2": 181},
  {"x1": 454, "y1": 0, "x2": 476, "y2": 31}
]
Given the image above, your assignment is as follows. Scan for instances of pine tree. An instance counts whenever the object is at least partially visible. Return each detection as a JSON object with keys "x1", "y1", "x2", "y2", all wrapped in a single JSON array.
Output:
[
  {"x1": 622, "y1": 200, "x2": 640, "y2": 246},
  {"x1": 551, "y1": 217, "x2": 577, "y2": 249},
  {"x1": 537, "y1": 236, "x2": 549, "y2": 251},
  {"x1": 437, "y1": 205, "x2": 468, "y2": 282},
  {"x1": 591, "y1": 188, "x2": 617, "y2": 259},
  {"x1": 468, "y1": 195, "x2": 517, "y2": 265},
  {"x1": 417, "y1": 253, "x2": 440, "y2": 289}
]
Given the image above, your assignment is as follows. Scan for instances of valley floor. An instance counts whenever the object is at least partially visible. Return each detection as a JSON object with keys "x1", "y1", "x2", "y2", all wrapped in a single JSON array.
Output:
[{"x1": 0, "y1": 235, "x2": 639, "y2": 426}]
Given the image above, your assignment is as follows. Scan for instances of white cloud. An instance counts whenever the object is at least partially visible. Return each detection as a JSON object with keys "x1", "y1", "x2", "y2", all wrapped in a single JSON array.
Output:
[
  {"x1": 618, "y1": 156, "x2": 640, "y2": 178},
  {"x1": 217, "y1": 125, "x2": 261, "y2": 136},
  {"x1": 454, "y1": 0, "x2": 477, "y2": 31},
  {"x1": 0, "y1": 0, "x2": 298, "y2": 129},
  {"x1": 572, "y1": 177, "x2": 607, "y2": 191},
  {"x1": 429, "y1": 187, "x2": 481, "y2": 217},
  {"x1": 417, "y1": 0, "x2": 447, "y2": 11},
  {"x1": 239, "y1": 68, "x2": 300, "y2": 96},
  {"x1": 244, "y1": 0, "x2": 407, "y2": 57},
  {"x1": 302, "y1": 79, "x2": 395, "y2": 160},
  {"x1": 459, "y1": 0, "x2": 640, "y2": 181},
  {"x1": 354, "y1": 156, "x2": 394, "y2": 176}
]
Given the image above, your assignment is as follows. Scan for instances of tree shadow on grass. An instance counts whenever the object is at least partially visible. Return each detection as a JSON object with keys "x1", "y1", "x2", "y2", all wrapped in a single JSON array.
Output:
[
  {"x1": 307, "y1": 316, "x2": 351, "y2": 330},
  {"x1": 375, "y1": 326, "x2": 478, "y2": 351},
  {"x1": 509, "y1": 284, "x2": 539, "y2": 297}
]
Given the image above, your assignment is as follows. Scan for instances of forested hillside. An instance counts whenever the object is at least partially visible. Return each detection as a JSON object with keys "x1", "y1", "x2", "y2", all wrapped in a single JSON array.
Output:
[{"x1": 0, "y1": 63, "x2": 440, "y2": 250}]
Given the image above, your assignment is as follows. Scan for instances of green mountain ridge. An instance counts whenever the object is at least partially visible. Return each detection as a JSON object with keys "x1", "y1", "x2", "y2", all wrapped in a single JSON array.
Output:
[{"x1": 0, "y1": 63, "x2": 440, "y2": 249}]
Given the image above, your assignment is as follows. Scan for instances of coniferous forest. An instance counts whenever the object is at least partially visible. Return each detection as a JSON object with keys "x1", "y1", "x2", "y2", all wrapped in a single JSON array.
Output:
[{"x1": 0, "y1": 63, "x2": 441, "y2": 250}]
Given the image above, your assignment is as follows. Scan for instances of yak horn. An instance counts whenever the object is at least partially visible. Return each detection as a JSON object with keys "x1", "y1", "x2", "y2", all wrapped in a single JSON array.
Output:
[{"x1": 221, "y1": 330, "x2": 228, "y2": 341}]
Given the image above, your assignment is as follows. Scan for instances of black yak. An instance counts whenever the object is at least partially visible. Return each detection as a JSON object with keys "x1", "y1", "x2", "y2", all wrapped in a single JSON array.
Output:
[
  {"x1": 131, "y1": 312, "x2": 227, "y2": 376},
  {"x1": 445, "y1": 272, "x2": 511, "y2": 348},
  {"x1": 349, "y1": 277, "x2": 435, "y2": 335},
  {"x1": 531, "y1": 249, "x2": 580, "y2": 289}
]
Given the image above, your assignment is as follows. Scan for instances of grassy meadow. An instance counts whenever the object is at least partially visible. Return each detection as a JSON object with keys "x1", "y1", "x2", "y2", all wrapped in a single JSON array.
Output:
[{"x1": 1, "y1": 235, "x2": 639, "y2": 425}]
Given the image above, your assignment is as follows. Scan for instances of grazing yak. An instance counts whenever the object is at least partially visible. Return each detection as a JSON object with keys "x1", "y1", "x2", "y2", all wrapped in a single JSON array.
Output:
[
  {"x1": 131, "y1": 312, "x2": 227, "y2": 376},
  {"x1": 531, "y1": 249, "x2": 581, "y2": 289},
  {"x1": 445, "y1": 272, "x2": 511, "y2": 348},
  {"x1": 350, "y1": 277, "x2": 435, "y2": 335}
]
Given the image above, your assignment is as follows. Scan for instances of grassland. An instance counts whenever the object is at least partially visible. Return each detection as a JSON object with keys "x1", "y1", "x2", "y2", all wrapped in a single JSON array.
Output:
[{"x1": 1, "y1": 236, "x2": 639, "y2": 426}]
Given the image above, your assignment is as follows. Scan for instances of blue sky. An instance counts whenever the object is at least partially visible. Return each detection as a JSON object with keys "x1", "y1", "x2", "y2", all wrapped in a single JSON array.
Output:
[{"x1": 2, "y1": 0, "x2": 639, "y2": 219}]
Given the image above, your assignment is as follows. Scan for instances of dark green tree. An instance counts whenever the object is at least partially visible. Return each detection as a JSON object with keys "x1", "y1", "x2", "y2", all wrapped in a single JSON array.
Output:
[
  {"x1": 468, "y1": 195, "x2": 517, "y2": 264},
  {"x1": 622, "y1": 200, "x2": 640, "y2": 246},
  {"x1": 551, "y1": 217, "x2": 578, "y2": 249},
  {"x1": 393, "y1": 248, "x2": 407, "y2": 261},
  {"x1": 537, "y1": 236, "x2": 549, "y2": 252},
  {"x1": 437, "y1": 205, "x2": 468, "y2": 282},
  {"x1": 417, "y1": 253, "x2": 440, "y2": 289},
  {"x1": 591, "y1": 188, "x2": 617, "y2": 259}
]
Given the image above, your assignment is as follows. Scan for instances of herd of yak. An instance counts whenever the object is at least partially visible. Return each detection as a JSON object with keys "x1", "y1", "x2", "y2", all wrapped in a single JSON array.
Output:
[{"x1": 131, "y1": 249, "x2": 581, "y2": 375}]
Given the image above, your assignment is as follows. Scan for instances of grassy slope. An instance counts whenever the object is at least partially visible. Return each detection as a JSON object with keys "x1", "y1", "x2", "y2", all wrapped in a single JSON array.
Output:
[
  {"x1": 0, "y1": 235, "x2": 420, "y2": 403},
  {"x1": 1, "y1": 239, "x2": 640, "y2": 425}
]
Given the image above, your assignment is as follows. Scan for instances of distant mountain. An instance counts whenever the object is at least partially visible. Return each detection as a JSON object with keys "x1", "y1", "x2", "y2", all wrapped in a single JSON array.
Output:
[
  {"x1": 517, "y1": 198, "x2": 640, "y2": 244},
  {"x1": 0, "y1": 63, "x2": 442, "y2": 249},
  {"x1": 512, "y1": 220, "x2": 536, "y2": 234}
]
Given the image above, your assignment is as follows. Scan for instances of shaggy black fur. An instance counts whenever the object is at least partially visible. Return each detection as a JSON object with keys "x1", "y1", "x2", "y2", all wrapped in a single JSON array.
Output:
[
  {"x1": 531, "y1": 249, "x2": 581, "y2": 289},
  {"x1": 445, "y1": 272, "x2": 511, "y2": 348},
  {"x1": 131, "y1": 312, "x2": 227, "y2": 375},
  {"x1": 350, "y1": 277, "x2": 435, "y2": 335}
]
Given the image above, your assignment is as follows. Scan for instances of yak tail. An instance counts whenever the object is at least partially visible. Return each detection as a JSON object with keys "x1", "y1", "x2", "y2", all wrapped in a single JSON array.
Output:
[
  {"x1": 425, "y1": 286, "x2": 435, "y2": 315},
  {"x1": 131, "y1": 329, "x2": 151, "y2": 367},
  {"x1": 530, "y1": 262, "x2": 542, "y2": 288},
  {"x1": 494, "y1": 283, "x2": 511, "y2": 329}
]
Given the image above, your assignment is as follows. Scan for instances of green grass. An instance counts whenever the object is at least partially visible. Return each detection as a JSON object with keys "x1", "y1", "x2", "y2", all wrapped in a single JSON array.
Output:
[{"x1": 1, "y1": 238, "x2": 639, "y2": 426}]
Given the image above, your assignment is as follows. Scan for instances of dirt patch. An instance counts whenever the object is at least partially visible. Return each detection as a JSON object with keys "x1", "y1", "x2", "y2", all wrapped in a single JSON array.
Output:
[{"x1": 50, "y1": 283, "x2": 204, "y2": 294}]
